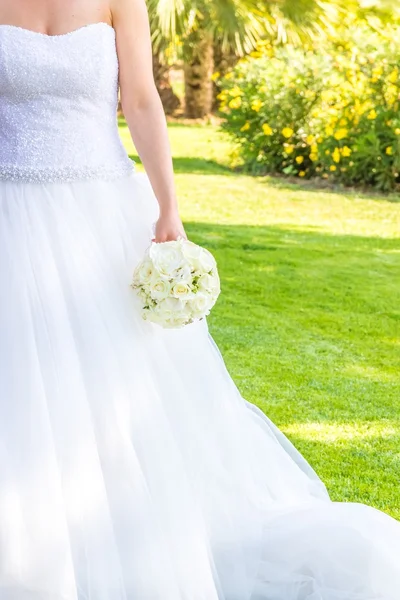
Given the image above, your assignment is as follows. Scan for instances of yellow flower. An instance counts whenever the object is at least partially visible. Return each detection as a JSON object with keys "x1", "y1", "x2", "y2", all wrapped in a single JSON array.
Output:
[
  {"x1": 299, "y1": 171, "x2": 306, "y2": 177},
  {"x1": 310, "y1": 153, "x2": 318, "y2": 162},
  {"x1": 330, "y1": 165, "x2": 337, "y2": 171},
  {"x1": 285, "y1": 144, "x2": 295, "y2": 155},
  {"x1": 295, "y1": 156, "x2": 304, "y2": 164},
  {"x1": 229, "y1": 97, "x2": 242, "y2": 109},
  {"x1": 229, "y1": 86, "x2": 243, "y2": 98},
  {"x1": 224, "y1": 72, "x2": 233, "y2": 80},
  {"x1": 325, "y1": 126, "x2": 334, "y2": 136},
  {"x1": 334, "y1": 128, "x2": 348, "y2": 141},
  {"x1": 251, "y1": 99, "x2": 263, "y2": 112},
  {"x1": 386, "y1": 146, "x2": 393, "y2": 155},
  {"x1": 342, "y1": 146, "x2": 352, "y2": 157},
  {"x1": 339, "y1": 118, "x2": 347, "y2": 126},
  {"x1": 211, "y1": 71, "x2": 221, "y2": 82},
  {"x1": 372, "y1": 66, "x2": 383, "y2": 79},
  {"x1": 321, "y1": 90, "x2": 333, "y2": 102},
  {"x1": 311, "y1": 144, "x2": 318, "y2": 153},
  {"x1": 395, "y1": 128, "x2": 400, "y2": 135},
  {"x1": 325, "y1": 149, "x2": 331, "y2": 155},
  {"x1": 332, "y1": 148, "x2": 341, "y2": 163},
  {"x1": 388, "y1": 69, "x2": 398, "y2": 84},
  {"x1": 306, "y1": 134, "x2": 314, "y2": 145},
  {"x1": 367, "y1": 109, "x2": 377, "y2": 120},
  {"x1": 262, "y1": 123, "x2": 273, "y2": 136},
  {"x1": 240, "y1": 122, "x2": 251, "y2": 132},
  {"x1": 282, "y1": 127, "x2": 294, "y2": 138}
]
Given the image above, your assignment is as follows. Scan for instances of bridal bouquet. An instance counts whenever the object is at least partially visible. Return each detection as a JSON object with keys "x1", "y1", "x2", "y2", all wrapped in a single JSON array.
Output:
[{"x1": 131, "y1": 239, "x2": 220, "y2": 329}]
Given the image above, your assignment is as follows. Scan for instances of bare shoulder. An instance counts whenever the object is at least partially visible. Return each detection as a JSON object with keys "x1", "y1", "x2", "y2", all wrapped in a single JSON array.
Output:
[
  {"x1": 110, "y1": 0, "x2": 149, "y2": 26},
  {"x1": 109, "y1": 0, "x2": 154, "y2": 103}
]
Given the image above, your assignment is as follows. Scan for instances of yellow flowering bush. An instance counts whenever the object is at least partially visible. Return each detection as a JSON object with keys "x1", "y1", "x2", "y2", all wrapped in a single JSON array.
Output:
[{"x1": 219, "y1": 26, "x2": 400, "y2": 191}]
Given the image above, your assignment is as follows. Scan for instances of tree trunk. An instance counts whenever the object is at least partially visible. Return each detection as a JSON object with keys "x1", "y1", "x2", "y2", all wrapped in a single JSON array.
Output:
[
  {"x1": 212, "y1": 42, "x2": 239, "y2": 111},
  {"x1": 152, "y1": 54, "x2": 181, "y2": 115},
  {"x1": 184, "y1": 32, "x2": 214, "y2": 119}
]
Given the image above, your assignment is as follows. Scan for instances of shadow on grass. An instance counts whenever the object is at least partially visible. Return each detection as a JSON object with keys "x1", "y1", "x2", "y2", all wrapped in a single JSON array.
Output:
[
  {"x1": 257, "y1": 174, "x2": 400, "y2": 204},
  {"x1": 129, "y1": 153, "x2": 400, "y2": 200},
  {"x1": 128, "y1": 154, "x2": 233, "y2": 176},
  {"x1": 183, "y1": 220, "x2": 400, "y2": 417},
  {"x1": 184, "y1": 219, "x2": 400, "y2": 253},
  {"x1": 172, "y1": 157, "x2": 233, "y2": 175},
  {"x1": 188, "y1": 219, "x2": 400, "y2": 513}
]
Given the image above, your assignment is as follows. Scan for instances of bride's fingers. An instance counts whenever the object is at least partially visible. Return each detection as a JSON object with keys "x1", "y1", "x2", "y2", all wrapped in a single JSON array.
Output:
[{"x1": 153, "y1": 230, "x2": 187, "y2": 243}]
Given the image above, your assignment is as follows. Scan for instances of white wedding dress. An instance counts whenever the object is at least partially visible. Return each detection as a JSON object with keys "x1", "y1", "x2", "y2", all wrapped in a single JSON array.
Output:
[{"x1": 0, "y1": 22, "x2": 399, "y2": 600}]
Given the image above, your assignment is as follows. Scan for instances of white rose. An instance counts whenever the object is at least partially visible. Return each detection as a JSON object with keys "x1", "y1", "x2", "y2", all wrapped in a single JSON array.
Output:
[
  {"x1": 137, "y1": 286, "x2": 151, "y2": 303},
  {"x1": 163, "y1": 316, "x2": 189, "y2": 329},
  {"x1": 181, "y1": 240, "x2": 202, "y2": 261},
  {"x1": 198, "y1": 272, "x2": 220, "y2": 294},
  {"x1": 149, "y1": 278, "x2": 171, "y2": 301},
  {"x1": 172, "y1": 282, "x2": 192, "y2": 299},
  {"x1": 176, "y1": 264, "x2": 193, "y2": 284},
  {"x1": 210, "y1": 273, "x2": 221, "y2": 299},
  {"x1": 198, "y1": 248, "x2": 217, "y2": 272},
  {"x1": 181, "y1": 241, "x2": 204, "y2": 271},
  {"x1": 146, "y1": 296, "x2": 190, "y2": 328},
  {"x1": 157, "y1": 296, "x2": 184, "y2": 314},
  {"x1": 149, "y1": 242, "x2": 186, "y2": 277},
  {"x1": 144, "y1": 302, "x2": 164, "y2": 321},
  {"x1": 134, "y1": 259, "x2": 154, "y2": 285},
  {"x1": 197, "y1": 274, "x2": 212, "y2": 292},
  {"x1": 190, "y1": 293, "x2": 211, "y2": 319}
]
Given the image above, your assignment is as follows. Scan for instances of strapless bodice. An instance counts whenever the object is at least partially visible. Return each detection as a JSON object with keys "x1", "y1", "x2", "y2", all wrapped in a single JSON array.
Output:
[{"x1": 0, "y1": 23, "x2": 134, "y2": 183}]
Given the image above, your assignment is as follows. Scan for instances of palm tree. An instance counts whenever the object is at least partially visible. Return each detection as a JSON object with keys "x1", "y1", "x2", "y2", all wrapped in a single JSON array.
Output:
[
  {"x1": 147, "y1": 0, "x2": 398, "y2": 118},
  {"x1": 148, "y1": 0, "x2": 266, "y2": 117}
]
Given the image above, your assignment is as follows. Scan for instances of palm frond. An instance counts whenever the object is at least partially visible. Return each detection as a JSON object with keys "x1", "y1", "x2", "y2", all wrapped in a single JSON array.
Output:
[
  {"x1": 148, "y1": 0, "x2": 268, "y2": 56},
  {"x1": 147, "y1": 0, "x2": 400, "y2": 58}
]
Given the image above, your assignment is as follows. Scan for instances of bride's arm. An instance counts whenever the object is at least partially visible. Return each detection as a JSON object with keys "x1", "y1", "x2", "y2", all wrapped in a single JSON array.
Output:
[{"x1": 110, "y1": 0, "x2": 187, "y2": 242}]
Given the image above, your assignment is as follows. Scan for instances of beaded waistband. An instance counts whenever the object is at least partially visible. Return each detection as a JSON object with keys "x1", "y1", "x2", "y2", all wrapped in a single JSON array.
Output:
[{"x1": 0, "y1": 161, "x2": 135, "y2": 184}]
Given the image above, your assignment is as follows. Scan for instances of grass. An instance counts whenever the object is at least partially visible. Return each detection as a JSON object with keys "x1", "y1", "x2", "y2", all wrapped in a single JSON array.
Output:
[{"x1": 119, "y1": 119, "x2": 400, "y2": 519}]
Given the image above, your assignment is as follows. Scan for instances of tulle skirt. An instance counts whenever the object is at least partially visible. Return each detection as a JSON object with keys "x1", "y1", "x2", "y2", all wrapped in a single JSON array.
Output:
[{"x1": 0, "y1": 172, "x2": 399, "y2": 600}]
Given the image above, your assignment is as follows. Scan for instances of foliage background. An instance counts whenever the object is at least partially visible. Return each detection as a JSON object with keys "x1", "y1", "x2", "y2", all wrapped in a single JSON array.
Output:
[{"x1": 219, "y1": 22, "x2": 400, "y2": 191}]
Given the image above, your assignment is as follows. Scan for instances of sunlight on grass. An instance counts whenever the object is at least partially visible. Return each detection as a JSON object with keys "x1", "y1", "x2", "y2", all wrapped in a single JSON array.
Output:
[
  {"x1": 177, "y1": 173, "x2": 400, "y2": 238},
  {"x1": 282, "y1": 422, "x2": 398, "y2": 442},
  {"x1": 120, "y1": 120, "x2": 400, "y2": 518},
  {"x1": 345, "y1": 364, "x2": 399, "y2": 382}
]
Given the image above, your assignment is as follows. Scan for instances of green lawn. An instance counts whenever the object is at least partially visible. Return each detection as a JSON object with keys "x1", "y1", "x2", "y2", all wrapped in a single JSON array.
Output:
[{"x1": 120, "y1": 120, "x2": 400, "y2": 519}]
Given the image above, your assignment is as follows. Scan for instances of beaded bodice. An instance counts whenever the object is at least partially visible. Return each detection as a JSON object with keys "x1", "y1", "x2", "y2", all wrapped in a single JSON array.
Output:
[{"x1": 0, "y1": 23, "x2": 134, "y2": 183}]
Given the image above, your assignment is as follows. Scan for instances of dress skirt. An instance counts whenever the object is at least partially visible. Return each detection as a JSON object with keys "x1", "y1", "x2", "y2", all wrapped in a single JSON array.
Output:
[{"x1": 0, "y1": 173, "x2": 399, "y2": 600}]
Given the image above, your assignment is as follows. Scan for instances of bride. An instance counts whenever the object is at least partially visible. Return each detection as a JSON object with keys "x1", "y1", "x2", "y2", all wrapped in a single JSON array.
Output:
[{"x1": 0, "y1": 0, "x2": 399, "y2": 598}]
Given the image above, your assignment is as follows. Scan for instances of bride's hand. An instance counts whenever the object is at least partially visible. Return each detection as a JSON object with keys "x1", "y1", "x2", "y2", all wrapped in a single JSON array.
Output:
[{"x1": 153, "y1": 210, "x2": 187, "y2": 243}]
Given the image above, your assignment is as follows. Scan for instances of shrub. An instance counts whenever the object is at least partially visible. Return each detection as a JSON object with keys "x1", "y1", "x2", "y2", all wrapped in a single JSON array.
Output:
[{"x1": 219, "y1": 27, "x2": 400, "y2": 191}]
